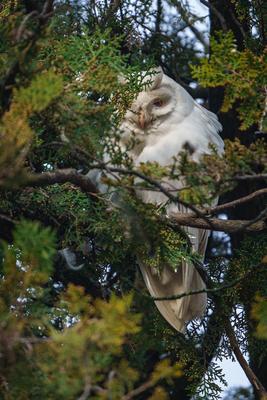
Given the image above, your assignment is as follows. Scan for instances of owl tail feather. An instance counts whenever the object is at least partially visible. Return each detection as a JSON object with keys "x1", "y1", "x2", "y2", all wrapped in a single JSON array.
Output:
[
  {"x1": 138, "y1": 225, "x2": 209, "y2": 333},
  {"x1": 139, "y1": 261, "x2": 207, "y2": 333}
]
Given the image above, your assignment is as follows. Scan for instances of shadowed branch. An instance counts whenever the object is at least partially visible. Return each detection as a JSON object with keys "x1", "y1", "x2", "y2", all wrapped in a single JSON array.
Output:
[{"x1": 14, "y1": 168, "x2": 266, "y2": 233}]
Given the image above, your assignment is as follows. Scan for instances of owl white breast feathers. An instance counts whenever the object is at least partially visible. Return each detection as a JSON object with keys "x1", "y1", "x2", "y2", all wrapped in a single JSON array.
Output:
[{"x1": 91, "y1": 67, "x2": 224, "y2": 332}]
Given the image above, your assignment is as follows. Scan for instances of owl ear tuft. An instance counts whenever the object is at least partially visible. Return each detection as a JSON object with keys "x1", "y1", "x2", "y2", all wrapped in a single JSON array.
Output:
[{"x1": 149, "y1": 67, "x2": 163, "y2": 89}]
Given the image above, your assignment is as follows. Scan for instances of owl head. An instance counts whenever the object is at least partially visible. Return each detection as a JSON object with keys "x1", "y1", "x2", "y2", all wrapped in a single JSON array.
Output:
[
  {"x1": 119, "y1": 67, "x2": 223, "y2": 157},
  {"x1": 120, "y1": 67, "x2": 196, "y2": 133}
]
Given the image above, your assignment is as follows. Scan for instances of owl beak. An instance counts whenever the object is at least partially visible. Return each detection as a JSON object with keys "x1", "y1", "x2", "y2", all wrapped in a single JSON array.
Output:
[{"x1": 138, "y1": 110, "x2": 148, "y2": 130}]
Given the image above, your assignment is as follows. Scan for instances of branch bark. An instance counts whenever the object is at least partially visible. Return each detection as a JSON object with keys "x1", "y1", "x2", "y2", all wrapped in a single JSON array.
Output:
[
  {"x1": 122, "y1": 379, "x2": 154, "y2": 400},
  {"x1": 200, "y1": 0, "x2": 227, "y2": 31},
  {"x1": 27, "y1": 169, "x2": 99, "y2": 196},
  {"x1": 207, "y1": 188, "x2": 267, "y2": 214},
  {"x1": 169, "y1": 212, "x2": 266, "y2": 233},
  {"x1": 225, "y1": 321, "x2": 267, "y2": 399},
  {"x1": 151, "y1": 276, "x2": 244, "y2": 301},
  {"x1": 17, "y1": 169, "x2": 267, "y2": 233},
  {"x1": 231, "y1": 174, "x2": 267, "y2": 182}
]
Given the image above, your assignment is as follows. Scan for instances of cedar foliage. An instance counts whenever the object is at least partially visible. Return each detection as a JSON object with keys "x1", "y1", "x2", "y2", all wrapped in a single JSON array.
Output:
[{"x1": 0, "y1": 1, "x2": 266, "y2": 399}]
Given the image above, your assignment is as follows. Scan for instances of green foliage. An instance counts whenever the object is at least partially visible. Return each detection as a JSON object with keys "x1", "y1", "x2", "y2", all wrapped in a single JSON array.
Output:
[
  {"x1": 251, "y1": 295, "x2": 267, "y2": 340},
  {"x1": 0, "y1": 221, "x2": 182, "y2": 399},
  {"x1": 139, "y1": 225, "x2": 200, "y2": 270},
  {"x1": 0, "y1": 70, "x2": 63, "y2": 185},
  {"x1": 14, "y1": 70, "x2": 63, "y2": 114},
  {"x1": 194, "y1": 362, "x2": 227, "y2": 400},
  {"x1": 226, "y1": 234, "x2": 267, "y2": 306},
  {"x1": 191, "y1": 32, "x2": 267, "y2": 130},
  {"x1": 0, "y1": 1, "x2": 266, "y2": 399}
]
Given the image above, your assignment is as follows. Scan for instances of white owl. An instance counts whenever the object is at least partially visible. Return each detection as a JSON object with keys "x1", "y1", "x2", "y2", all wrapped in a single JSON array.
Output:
[{"x1": 91, "y1": 67, "x2": 224, "y2": 332}]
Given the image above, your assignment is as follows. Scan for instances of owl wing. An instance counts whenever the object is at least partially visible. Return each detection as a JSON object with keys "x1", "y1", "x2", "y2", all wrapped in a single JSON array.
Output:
[
  {"x1": 137, "y1": 191, "x2": 209, "y2": 332},
  {"x1": 134, "y1": 104, "x2": 223, "y2": 332}
]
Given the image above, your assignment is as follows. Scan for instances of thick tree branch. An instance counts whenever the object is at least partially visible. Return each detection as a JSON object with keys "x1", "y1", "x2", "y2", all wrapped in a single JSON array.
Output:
[
  {"x1": 169, "y1": 212, "x2": 266, "y2": 233},
  {"x1": 27, "y1": 169, "x2": 99, "y2": 196},
  {"x1": 19, "y1": 168, "x2": 267, "y2": 233}
]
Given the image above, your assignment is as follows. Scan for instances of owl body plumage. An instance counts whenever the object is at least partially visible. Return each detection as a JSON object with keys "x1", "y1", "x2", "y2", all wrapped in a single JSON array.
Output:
[{"x1": 90, "y1": 68, "x2": 224, "y2": 332}]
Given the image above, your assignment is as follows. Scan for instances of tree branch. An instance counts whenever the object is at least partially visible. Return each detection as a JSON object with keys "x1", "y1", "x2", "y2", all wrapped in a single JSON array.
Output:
[
  {"x1": 206, "y1": 188, "x2": 267, "y2": 215},
  {"x1": 200, "y1": 0, "x2": 227, "y2": 32},
  {"x1": 169, "y1": 212, "x2": 266, "y2": 233},
  {"x1": 122, "y1": 379, "x2": 154, "y2": 400},
  {"x1": 89, "y1": 164, "x2": 215, "y2": 227},
  {"x1": 0, "y1": 213, "x2": 16, "y2": 242},
  {"x1": 171, "y1": 0, "x2": 209, "y2": 52},
  {"x1": 231, "y1": 174, "x2": 267, "y2": 182},
  {"x1": 101, "y1": 0, "x2": 121, "y2": 25},
  {"x1": 27, "y1": 169, "x2": 99, "y2": 196},
  {"x1": 151, "y1": 276, "x2": 244, "y2": 301},
  {"x1": 18, "y1": 168, "x2": 267, "y2": 233},
  {"x1": 225, "y1": 321, "x2": 267, "y2": 399},
  {"x1": 39, "y1": 141, "x2": 267, "y2": 223}
]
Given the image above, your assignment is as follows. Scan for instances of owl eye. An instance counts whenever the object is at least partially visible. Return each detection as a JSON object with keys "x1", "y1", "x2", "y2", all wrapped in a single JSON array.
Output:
[{"x1": 153, "y1": 99, "x2": 165, "y2": 107}]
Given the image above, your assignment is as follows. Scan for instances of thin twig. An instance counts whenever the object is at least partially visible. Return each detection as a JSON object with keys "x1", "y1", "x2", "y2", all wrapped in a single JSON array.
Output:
[
  {"x1": 171, "y1": 0, "x2": 209, "y2": 52},
  {"x1": 38, "y1": 141, "x2": 267, "y2": 231},
  {"x1": 152, "y1": 276, "x2": 244, "y2": 301},
  {"x1": 231, "y1": 174, "x2": 267, "y2": 181},
  {"x1": 15, "y1": 11, "x2": 38, "y2": 42},
  {"x1": 92, "y1": 164, "x2": 215, "y2": 228},
  {"x1": 122, "y1": 379, "x2": 154, "y2": 400},
  {"x1": 238, "y1": 206, "x2": 267, "y2": 230},
  {"x1": 206, "y1": 188, "x2": 267, "y2": 215},
  {"x1": 77, "y1": 379, "x2": 92, "y2": 400}
]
